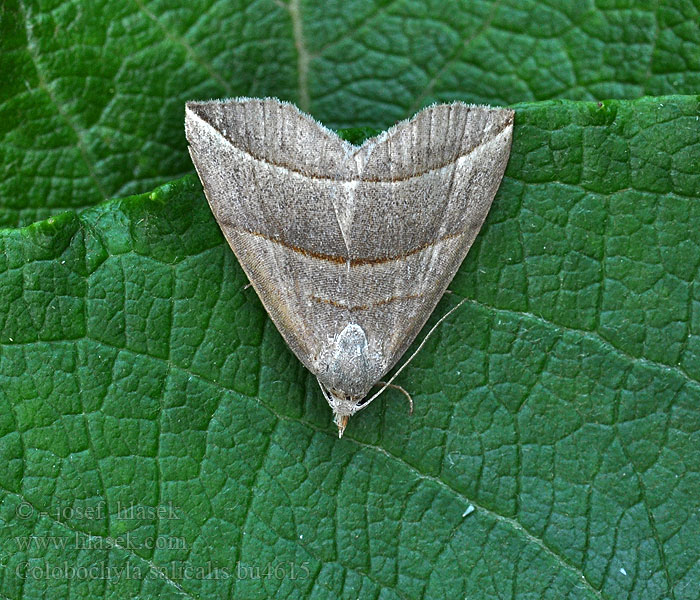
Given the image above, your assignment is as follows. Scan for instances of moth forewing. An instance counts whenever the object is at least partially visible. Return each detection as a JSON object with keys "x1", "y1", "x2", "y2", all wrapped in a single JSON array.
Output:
[{"x1": 185, "y1": 97, "x2": 514, "y2": 436}]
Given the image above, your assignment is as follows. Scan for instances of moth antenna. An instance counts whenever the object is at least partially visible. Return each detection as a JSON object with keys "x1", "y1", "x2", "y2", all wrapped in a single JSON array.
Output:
[
  {"x1": 361, "y1": 296, "x2": 468, "y2": 409},
  {"x1": 376, "y1": 381, "x2": 413, "y2": 414}
]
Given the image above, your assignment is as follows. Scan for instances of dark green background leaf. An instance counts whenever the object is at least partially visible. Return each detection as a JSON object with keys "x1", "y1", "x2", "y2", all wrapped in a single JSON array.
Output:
[
  {"x1": 1, "y1": 96, "x2": 699, "y2": 599},
  {"x1": 2, "y1": 0, "x2": 700, "y2": 226}
]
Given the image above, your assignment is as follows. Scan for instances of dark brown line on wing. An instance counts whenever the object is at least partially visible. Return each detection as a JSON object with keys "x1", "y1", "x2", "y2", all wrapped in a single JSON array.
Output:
[
  {"x1": 199, "y1": 115, "x2": 513, "y2": 184},
  {"x1": 310, "y1": 293, "x2": 422, "y2": 311},
  {"x1": 235, "y1": 227, "x2": 466, "y2": 266},
  {"x1": 236, "y1": 229, "x2": 346, "y2": 264}
]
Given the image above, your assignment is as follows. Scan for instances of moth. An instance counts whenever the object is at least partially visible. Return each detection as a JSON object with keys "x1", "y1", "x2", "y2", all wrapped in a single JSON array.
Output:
[{"x1": 185, "y1": 98, "x2": 514, "y2": 436}]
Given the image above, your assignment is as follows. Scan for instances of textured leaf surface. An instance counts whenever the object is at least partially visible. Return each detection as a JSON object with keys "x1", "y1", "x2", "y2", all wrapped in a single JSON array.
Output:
[
  {"x1": 2, "y1": 0, "x2": 700, "y2": 225},
  {"x1": 1, "y1": 95, "x2": 699, "y2": 599}
]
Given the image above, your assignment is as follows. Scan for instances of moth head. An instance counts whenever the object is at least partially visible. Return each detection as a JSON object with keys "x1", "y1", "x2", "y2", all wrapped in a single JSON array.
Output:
[
  {"x1": 315, "y1": 323, "x2": 384, "y2": 437},
  {"x1": 326, "y1": 390, "x2": 365, "y2": 438}
]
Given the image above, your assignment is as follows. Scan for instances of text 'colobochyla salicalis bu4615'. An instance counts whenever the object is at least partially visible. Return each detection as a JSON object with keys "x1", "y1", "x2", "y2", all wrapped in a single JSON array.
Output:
[{"x1": 185, "y1": 97, "x2": 514, "y2": 437}]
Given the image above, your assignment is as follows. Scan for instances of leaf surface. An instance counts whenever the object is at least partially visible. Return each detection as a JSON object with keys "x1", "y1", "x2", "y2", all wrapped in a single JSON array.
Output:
[
  {"x1": 2, "y1": 0, "x2": 700, "y2": 225},
  {"x1": 1, "y1": 95, "x2": 699, "y2": 600}
]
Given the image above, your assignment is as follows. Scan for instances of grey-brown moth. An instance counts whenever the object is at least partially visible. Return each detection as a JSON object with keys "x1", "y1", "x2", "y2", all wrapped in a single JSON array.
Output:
[{"x1": 185, "y1": 97, "x2": 514, "y2": 436}]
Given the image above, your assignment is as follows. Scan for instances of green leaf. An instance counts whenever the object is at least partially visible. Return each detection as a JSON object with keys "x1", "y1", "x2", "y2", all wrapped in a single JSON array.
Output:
[
  {"x1": 2, "y1": 0, "x2": 700, "y2": 226},
  {"x1": 1, "y1": 95, "x2": 699, "y2": 599}
]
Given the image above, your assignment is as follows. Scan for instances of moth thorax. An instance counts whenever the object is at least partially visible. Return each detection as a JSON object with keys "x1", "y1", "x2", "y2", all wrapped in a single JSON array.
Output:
[{"x1": 317, "y1": 323, "x2": 381, "y2": 400}]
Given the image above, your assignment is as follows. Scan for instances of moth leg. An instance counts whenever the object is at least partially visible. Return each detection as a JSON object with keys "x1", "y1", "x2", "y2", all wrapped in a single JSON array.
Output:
[
  {"x1": 377, "y1": 381, "x2": 414, "y2": 415},
  {"x1": 317, "y1": 378, "x2": 351, "y2": 438}
]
